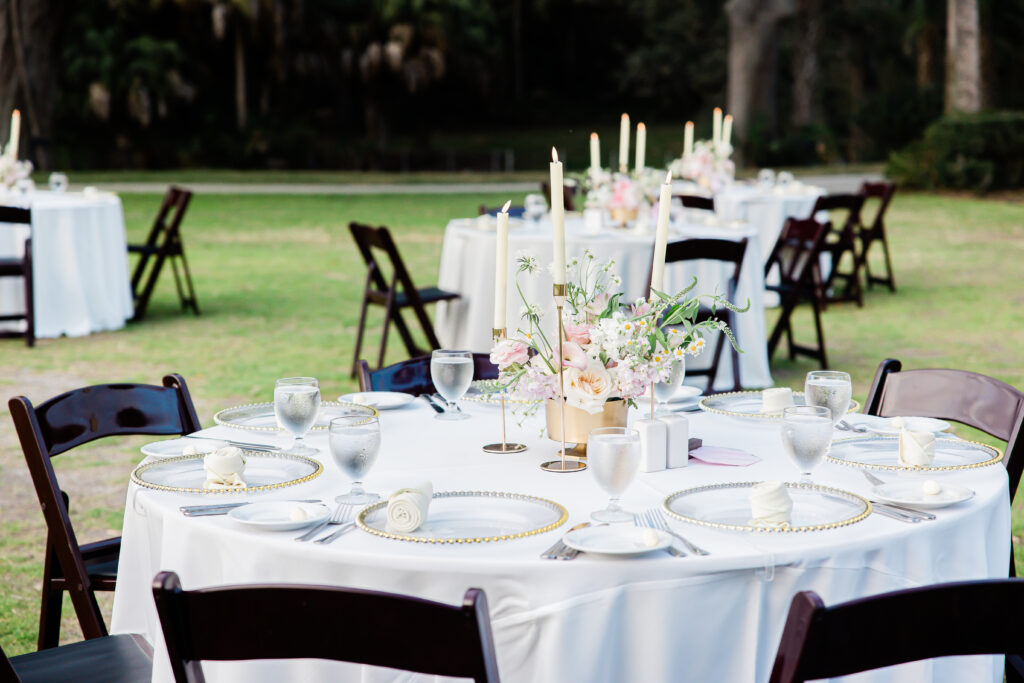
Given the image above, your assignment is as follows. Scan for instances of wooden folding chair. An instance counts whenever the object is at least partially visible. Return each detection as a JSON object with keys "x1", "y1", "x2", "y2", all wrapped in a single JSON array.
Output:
[
  {"x1": 857, "y1": 181, "x2": 897, "y2": 292},
  {"x1": 128, "y1": 186, "x2": 199, "y2": 321},
  {"x1": 770, "y1": 580, "x2": 1024, "y2": 683},
  {"x1": 865, "y1": 358, "x2": 1024, "y2": 577},
  {"x1": 646, "y1": 238, "x2": 748, "y2": 391},
  {"x1": 152, "y1": 570, "x2": 501, "y2": 683},
  {"x1": 2, "y1": 634, "x2": 153, "y2": 683},
  {"x1": 808, "y1": 193, "x2": 866, "y2": 308},
  {"x1": 540, "y1": 180, "x2": 578, "y2": 211},
  {"x1": 356, "y1": 354, "x2": 499, "y2": 396},
  {"x1": 349, "y1": 223, "x2": 459, "y2": 375},
  {"x1": 0, "y1": 206, "x2": 33, "y2": 346},
  {"x1": 7, "y1": 375, "x2": 200, "y2": 649},
  {"x1": 672, "y1": 194, "x2": 715, "y2": 212},
  {"x1": 765, "y1": 217, "x2": 830, "y2": 369}
]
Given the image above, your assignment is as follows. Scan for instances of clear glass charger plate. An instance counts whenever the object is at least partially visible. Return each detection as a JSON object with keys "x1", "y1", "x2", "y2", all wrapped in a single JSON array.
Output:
[
  {"x1": 663, "y1": 481, "x2": 870, "y2": 533},
  {"x1": 462, "y1": 380, "x2": 537, "y2": 406},
  {"x1": 698, "y1": 390, "x2": 860, "y2": 420},
  {"x1": 131, "y1": 451, "x2": 323, "y2": 494},
  {"x1": 357, "y1": 491, "x2": 568, "y2": 543},
  {"x1": 827, "y1": 435, "x2": 1002, "y2": 472},
  {"x1": 213, "y1": 401, "x2": 378, "y2": 432}
]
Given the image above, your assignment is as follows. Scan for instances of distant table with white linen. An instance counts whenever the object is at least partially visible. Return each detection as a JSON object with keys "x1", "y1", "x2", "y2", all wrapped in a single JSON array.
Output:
[
  {"x1": 0, "y1": 190, "x2": 133, "y2": 337},
  {"x1": 712, "y1": 183, "x2": 825, "y2": 264},
  {"x1": 434, "y1": 214, "x2": 772, "y2": 391},
  {"x1": 111, "y1": 403, "x2": 1009, "y2": 683}
]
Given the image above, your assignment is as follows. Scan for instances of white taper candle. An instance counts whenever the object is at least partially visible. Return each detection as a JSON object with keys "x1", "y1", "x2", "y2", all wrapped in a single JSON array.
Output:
[
  {"x1": 493, "y1": 200, "x2": 511, "y2": 330},
  {"x1": 635, "y1": 122, "x2": 646, "y2": 173},
  {"x1": 712, "y1": 107, "x2": 722, "y2": 150},
  {"x1": 650, "y1": 170, "x2": 672, "y2": 295},
  {"x1": 8, "y1": 110, "x2": 20, "y2": 161},
  {"x1": 684, "y1": 121, "x2": 694, "y2": 158},
  {"x1": 589, "y1": 132, "x2": 600, "y2": 176},
  {"x1": 550, "y1": 148, "x2": 566, "y2": 285},
  {"x1": 618, "y1": 113, "x2": 630, "y2": 172},
  {"x1": 723, "y1": 114, "x2": 733, "y2": 149}
]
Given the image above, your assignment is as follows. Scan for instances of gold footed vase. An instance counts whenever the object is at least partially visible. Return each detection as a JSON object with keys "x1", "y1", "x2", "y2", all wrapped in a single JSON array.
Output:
[
  {"x1": 609, "y1": 206, "x2": 639, "y2": 229},
  {"x1": 545, "y1": 398, "x2": 629, "y2": 458}
]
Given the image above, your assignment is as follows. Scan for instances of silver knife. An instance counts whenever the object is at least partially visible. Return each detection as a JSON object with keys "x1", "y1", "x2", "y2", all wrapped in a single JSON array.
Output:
[
  {"x1": 421, "y1": 395, "x2": 444, "y2": 414},
  {"x1": 542, "y1": 522, "x2": 589, "y2": 560},
  {"x1": 873, "y1": 500, "x2": 936, "y2": 520},
  {"x1": 869, "y1": 501, "x2": 922, "y2": 523},
  {"x1": 182, "y1": 499, "x2": 320, "y2": 516},
  {"x1": 313, "y1": 522, "x2": 357, "y2": 545},
  {"x1": 183, "y1": 434, "x2": 282, "y2": 453}
]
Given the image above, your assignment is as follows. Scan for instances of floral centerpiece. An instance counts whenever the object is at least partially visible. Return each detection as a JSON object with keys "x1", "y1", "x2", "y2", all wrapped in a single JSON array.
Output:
[
  {"x1": 582, "y1": 168, "x2": 666, "y2": 227},
  {"x1": 490, "y1": 251, "x2": 746, "y2": 422},
  {"x1": 0, "y1": 151, "x2": 32, "y2": 191},
  {"x1": 669, "y1": 140, "x2": 735, "y2": 194}
]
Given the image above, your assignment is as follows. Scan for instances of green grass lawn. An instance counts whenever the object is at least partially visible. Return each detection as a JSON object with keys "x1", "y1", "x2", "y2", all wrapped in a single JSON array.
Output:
[{"x1": 0, "y1": 188, "x2": 1020, "y2": 654}]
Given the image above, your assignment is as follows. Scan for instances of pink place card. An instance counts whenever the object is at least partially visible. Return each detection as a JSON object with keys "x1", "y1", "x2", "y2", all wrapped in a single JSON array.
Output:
[{"x1": 689, "y1": 446, "x2": 761, "y2": 467}]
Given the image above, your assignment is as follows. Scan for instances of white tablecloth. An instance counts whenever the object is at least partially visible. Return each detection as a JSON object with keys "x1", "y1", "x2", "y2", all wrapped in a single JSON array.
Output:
[
  {"x1": 712, "y1": 185, "x2": 824, "y2": 265},
  {"x1": 434, "y1": 215, "x2": 772, "y2": 390},
  {"x1": 111, "y1": 403, "x2": 1009, "y2": 683},
  {"x1": 0, "y1": 190, "x2": 133, "y2": 338}
]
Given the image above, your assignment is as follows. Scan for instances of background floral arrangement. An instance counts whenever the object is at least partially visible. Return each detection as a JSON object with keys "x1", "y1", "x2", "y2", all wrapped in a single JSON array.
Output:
[
  {"x1": 490, "y1": 251, "x2": 747, "y2": 414},
  {"x1": 0, "y1": 152, "x2": 32, "y2": 191},
  {"x1": 669, "y1": 140, "x2": 735, "y2": 194},
  {"x1": 582, "y1": 168, "x2": 664, "y2": 213}
]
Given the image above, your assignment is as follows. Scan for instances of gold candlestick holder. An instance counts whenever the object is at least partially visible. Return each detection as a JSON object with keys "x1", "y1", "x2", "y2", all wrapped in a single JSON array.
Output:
[
  {"x1": 482, "y1": 328, "x2": 527, "y2": 454},
  {"x1": 541, "y1": 283, "x2": 586, "y2": 473}
]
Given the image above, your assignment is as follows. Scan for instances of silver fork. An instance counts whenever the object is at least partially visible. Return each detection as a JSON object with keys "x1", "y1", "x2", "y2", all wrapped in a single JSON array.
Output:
[
  {"x1": 295, "y1": 502, "x2": 345, "y2": 542},
  {"x1": 861, "y1": 471, "x2": 937, "y2": 521},
  {"x1": 646, "y1": 509, "x2": 710, "y2": 556},
  {"x1": 838, "y1": 419, "x2": 869, "y2": 433},
  {"x1": 314, "y1": 505, "x2": 357, "y2": 545},
  {"x1": 636, "y1": 511, "x2": 686, "y2": 557}
]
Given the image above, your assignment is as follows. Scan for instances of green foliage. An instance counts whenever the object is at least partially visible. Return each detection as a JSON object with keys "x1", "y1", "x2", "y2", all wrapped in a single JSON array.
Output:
[{"x1": 886, "y1": 111, "x2": 1024, "y2": 192}]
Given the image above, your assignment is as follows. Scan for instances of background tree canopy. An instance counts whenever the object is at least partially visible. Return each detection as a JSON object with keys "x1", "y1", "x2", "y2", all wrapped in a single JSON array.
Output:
[{"x1": 4, "y1": 0, "x2": 1023, "y2": 170}]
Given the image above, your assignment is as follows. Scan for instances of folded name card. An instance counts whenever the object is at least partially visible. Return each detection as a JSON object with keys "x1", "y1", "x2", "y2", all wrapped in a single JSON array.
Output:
[{"x1": 689, "y1": 446, "x2": 761, "y2": 467}]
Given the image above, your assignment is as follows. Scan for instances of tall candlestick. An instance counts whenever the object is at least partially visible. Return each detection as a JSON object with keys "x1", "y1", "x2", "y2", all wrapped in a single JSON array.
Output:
[
  {"x1": 723, "y1": 114, "x2": 733, "y2": 149},
  {"x1": 8, "y1": 109, "x2": 20, "y2": 160},
  {"x1": 635, "y1": 122, "x2": 646, "y2": 174},
  {"x1": 712, "y1": 107, "x2": 723, "y2": 150},
  {"x1": 589, "y1": 132, "x2": 600, "y2": 176},
  {"x1": 619, "y1": 113, "x2": 630, "y2": 172},
  {"x1": 650, "y1": 170, "x2": 672, "y2": 296},
  {"x1": 550, "y1": 148, "x2": 566, "y2": 285},
  {"x1": 493, "y1": 200, "x2": 511, "y2": 330},
  {"x1": 684, "y1": 121, "x2": 694, "y2": 158}
]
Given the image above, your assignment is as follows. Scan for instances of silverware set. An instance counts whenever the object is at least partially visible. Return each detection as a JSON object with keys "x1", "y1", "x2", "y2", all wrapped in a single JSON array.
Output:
[
  {"x1": 180, "y1": 499, "x2": 319, "y2": 517},
  {"x1": 836, "y1": 419, "x2": 869, "y2": 433},
  {"x1": 183, "y1": 434, "x2": 282, "y2": 453},
  {"x1": 862, "y1": 470, "x2": 937, "y2": 523},
  {"x1": 540, "y1": 522, "x2": 589, "y2": 560},
  {"x1": 296, "y1": 503, "x2": 357, "y2": 545},
  {"x1": 636, "y1": 508, "x2": 710, "y2": 556},
  {"x1": 422, "y1": 393, "x2": 460, "y2": 414}
]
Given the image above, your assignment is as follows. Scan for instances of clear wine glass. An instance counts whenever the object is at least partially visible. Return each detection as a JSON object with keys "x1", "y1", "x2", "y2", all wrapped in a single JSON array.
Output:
[
  {"x1": 804, "y1": 370, "x2": 852, "y2": 426},
  {"x1": 588, "y1": 427, "x2": 641, "y2": 523},
  {"x1": 329, "y1": 415, "x2": 381, "y2": 504},
  {"x1": 430, "y1": 350, "x2": 473, "y2": 421},
  {"x1": 652, "y1": 360, "x2": 685, "y2": 415},
  {"x1": 48, "y1": 172, "x2": 68, "y2": 193},
  {"x1": 757, "y1": 168, "x2": 776, "y2": 191},
  {"x1": 776, "y1": 171, "x2": 794, "y2": 190},
  {"x1": 781, "y1": 405, "x2": 833, "y2": 481},
  {"x1": 273, "y1": 377, "x2": 321, "y2": 455}
]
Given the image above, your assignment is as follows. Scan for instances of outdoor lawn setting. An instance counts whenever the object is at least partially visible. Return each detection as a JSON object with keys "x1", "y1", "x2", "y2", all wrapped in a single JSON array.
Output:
[{"x1": 2, "y1": 2, "x2": 1023, "y2": 682}]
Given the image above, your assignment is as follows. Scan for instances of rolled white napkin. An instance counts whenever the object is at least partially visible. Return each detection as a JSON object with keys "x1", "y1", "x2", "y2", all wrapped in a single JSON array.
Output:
[
  {"x1": 898, "y1": 429, "x2": 936, "y2": 467},
  {"x1": 761, "y1": 387, "x2": 794, "y2": 414},
  {"x1": 749, "y1": 481, "x2": 793, "y2": 527},
  {"x1": 386, "y1": 481, "x2": 433, "y2": 533},
  {"x1": 203, "y1": 446, "x2": 247, "y2": 490}
]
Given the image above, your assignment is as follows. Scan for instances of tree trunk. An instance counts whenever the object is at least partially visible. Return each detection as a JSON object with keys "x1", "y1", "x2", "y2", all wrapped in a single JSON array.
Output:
[
  {"x1": 234, "y1": 23, "x2": 248, "y2": 131},
  {"x1": 790, "y1": 0, "x2": 821, "y2": 127},
  {"x1": 945, "y1": 0, "x2": 981, "y2": 113},
  {"x1": 916, "y1": 26, "x2": 937, "y2": 89}
]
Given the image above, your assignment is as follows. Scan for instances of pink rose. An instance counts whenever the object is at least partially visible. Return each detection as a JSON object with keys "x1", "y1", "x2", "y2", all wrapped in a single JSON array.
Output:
[
  {"x1": 559, "y1": 341, "x2": 588, "y2": 371},
  {"x1": 563, "y1": 322, "x2": 592, "y2": 346},
  {"x1": 489, "y1": 340, "x2": 529, "y2": 370}
]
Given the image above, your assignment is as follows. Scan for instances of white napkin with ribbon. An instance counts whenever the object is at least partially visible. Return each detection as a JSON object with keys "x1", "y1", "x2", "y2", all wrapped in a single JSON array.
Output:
[
  {"x1": 761, "y1": 387, "x2": 794, "y2": 414},
  {"x1": 749, "y1": 481, "x2": 793, "y2": 527},
  {"x1": 898, "y1": 429, "x2": 936, "y2": 466},
  {"x1": 203, "y1": 446, "x2": 247, "y2": 489},
  {"x1": 386, "y1": 481, "x2": 433, "y2": 533}
]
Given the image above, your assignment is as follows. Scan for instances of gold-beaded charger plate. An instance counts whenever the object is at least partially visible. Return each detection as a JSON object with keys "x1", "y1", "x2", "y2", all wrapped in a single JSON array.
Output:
[
  {"x1": 663, "y1": 482, "x2": 870, "y2": 533},
  {"x1": 698, "y1": 390, "x2": 859, "y2": 420},
  {"x1": 462, "y1": 379, "x2": 536, "y2": 406},
  {"x1": 827, "y1": 436, "x2": 1002, "y2": 472},
  {"x1": 131, "y1": 451, "x2": 323, "y2": 495},
  {"x1": 357, "y1": 491, "x2": 568, "y2": 543},
  {"x1": 213, "y1": 401, "x2": 378, "y2": 432}
]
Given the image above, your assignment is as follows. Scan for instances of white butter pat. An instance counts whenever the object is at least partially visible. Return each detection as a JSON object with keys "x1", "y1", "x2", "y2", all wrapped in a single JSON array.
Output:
[
  {"x1": 203, "y1": 446, "x2": 247, "y2": 490},
  {"x1": 182, "y1": 444, "x2": 200, "y2": 456},
  {"x1": 761, "y1": 387, "x2": 794, "y2": 414},
  {"x1": 898, "y1": 429, "x2": 936, "y2": 467},
  {"x1": 289, "y1": 506, "x2": 310, "y2": 521},
  {"x1": 641, "y1": 529, "x2": 660, "y2": 547},
  {"x1": 922, "y1": 480, "x2": 942, "y2": 496},
  {"x1": 749, "y1": 481, "x2": 793, "y2": 527}
]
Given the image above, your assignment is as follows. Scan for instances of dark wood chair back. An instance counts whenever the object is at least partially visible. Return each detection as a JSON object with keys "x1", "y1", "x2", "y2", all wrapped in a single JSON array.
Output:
[
  {"x1": 540, "y1": 181, "x2": 578, "y2": 212},
  {"x1": 8, "y1": 374, "x2": 200, "y2": 648},
  {"x1": 857, "y1": 181, "x2": 898, "y2": 292},
  {"x1": 128, "y1": 186, "x2": 199, "y2": 320},
  {"x1": 0, "y1": 641, "x2": 19, "y2": 682},
  {"x1": 356, "y1": 354, "x2": 499, "y2": 396},
  {"x1": 770, "y1": 581, "x2": 1024, "y2": 682},
  {"x1": 152, "y1": 571, "x2": 501, "y2": 683},
  {"x1": 0, "y1": 205, "x2": 34, "y2": 346},
  {"x1": 673, "y1": 194, "x2": 715, "y2": 212},
  {"x1": 859, "y1": 181, "x2": 896, "y2": 229},
  {"x1": 808, "y1": 193, "x2": 866, "y2": 306}
]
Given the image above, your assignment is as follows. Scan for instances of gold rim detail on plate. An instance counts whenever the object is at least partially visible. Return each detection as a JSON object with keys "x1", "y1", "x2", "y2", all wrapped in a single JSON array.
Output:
[
  {"x1": 213, "y1": 400, "x2": 379, "y2": 432},
  {"x1": 662, "y1": 481, "x2": 871, "y2": 533},
  {"x1": 461, "y1": 380, "x2": 537, "y2": 406},
  {"x1": 130, "y1": 451, "x2": 323, "y2": 494},
  {"x1": 356, "y1": 491, "x2": 568, "y2": 544},
  {"x1": 697, "y1": 390, "x2": 861, "y2": 420},
  {"x1": 826, "y1": 435, "x2": 1003, "y2": 472}
]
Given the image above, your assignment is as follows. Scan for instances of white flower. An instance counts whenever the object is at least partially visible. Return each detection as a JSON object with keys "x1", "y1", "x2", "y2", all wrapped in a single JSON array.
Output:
[
  {"x1": 515, "y1": 251, "x2": 539, "y2": 274},
  {"x1": 564, "y1": 359, "x2": 614, "y2": 414}
]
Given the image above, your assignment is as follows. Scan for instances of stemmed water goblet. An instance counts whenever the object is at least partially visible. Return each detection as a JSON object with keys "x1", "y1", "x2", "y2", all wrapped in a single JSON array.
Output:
[
  {"x1": 804, "y1": 370, "x2": 852, "y2": 426},
  {"x1": 652, "y1": 361, "x2": 685, "y2": 415},
  {"x1": 430, "y1": 349, "x2": 473, "y2": 421},
  {"x1": 757, "y1": 169, "x2": 776, "y2": 191},
  {"x1": 588, "y1": 427, "x2": 641, "y2": 523},
  {"x1": 328, "y1": 415, "x2": 381, "y2": 504},
  {"x1": 274, "y1": 377, "x2": 321, "y2": 455},
  {"x1": 780, "y1": 405, "x2": 833, "y2": 482}
]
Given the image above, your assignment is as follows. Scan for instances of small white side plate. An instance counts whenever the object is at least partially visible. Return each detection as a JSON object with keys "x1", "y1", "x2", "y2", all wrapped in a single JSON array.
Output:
[
  {"x1": 338, "y1": 391, "x2": 415, "y2": 410},
  {"x1": 141, "y1": 437, "x2": 227, "y2": 459},
  {"x1": 668, "y1": 386, "x2": 703, "y2": 404},
  {"x1": 846, "y1": 414, "x2": 951, "y2": 435},
  {"x1": 563, "y1": 525, "x2": 671, "y2": 557},
  {"x1": 872, "y1": 482, "x2": 974, "y2": 509},
  {"x1": 228, "y1": 501, "x2": 331, "y2": 531}
]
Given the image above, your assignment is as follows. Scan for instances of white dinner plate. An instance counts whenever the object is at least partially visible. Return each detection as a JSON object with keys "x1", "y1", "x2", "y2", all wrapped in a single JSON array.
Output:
[
  {"x1": 338, "y1": 391, "x2": 415, "y2": 410},
  {"x1": 562, "y1": 525, "x2": 671, "y2": 557},
  {"x1": 141, "y1": 437, "x2": 228, "y2": 459},
  {"x1": 871, "y1": 482, "x2": 974, "y2": 509},
  {"x1": 228, "y1": 501, "x2": 331, "y2": 531}
]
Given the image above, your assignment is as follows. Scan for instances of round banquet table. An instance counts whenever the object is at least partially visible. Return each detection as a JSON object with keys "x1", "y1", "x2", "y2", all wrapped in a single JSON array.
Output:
[
  {"x1": 434, "y1": 214, "x2": 772, "y2": 391},
  {"x1": 0, "y1": 190, "x2": 133, "y2": 338},
  {"x1": 111, "y1": 401, "x2": 1009, "y2": 683},
  {"x1": 711, "y1": 183, "x2": 825, "y2": 266}
]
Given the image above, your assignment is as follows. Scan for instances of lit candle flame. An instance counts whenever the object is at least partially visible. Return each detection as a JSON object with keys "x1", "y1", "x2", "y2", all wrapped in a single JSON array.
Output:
[
  {"x1": 621, "y1": 113, "x2": 628, "y2": 120},
  {"x1": 714, "y1": 107, "x2": 722, "y2": 114},
  {"x1": 501, "y1": 199, "x2": 512, "y2": 213},
  {"x1": 665, "y1": 170, "x2": 672, "y2": 184},
  {"x1": 724, "y1": 114, "x2": 732, "y2": 122},
  {"x1": 685, "y1": 120, "x2": 693, "y2": 127},
  {"x1": 590, "y1": 132, "x2": 598, "y2": 139},
  {"x1": 551, "y1": 147, "x2": 559, "y2": 163},
  {"x1": 637, "y1": 122, "x2": 645, "y2": 131}
]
